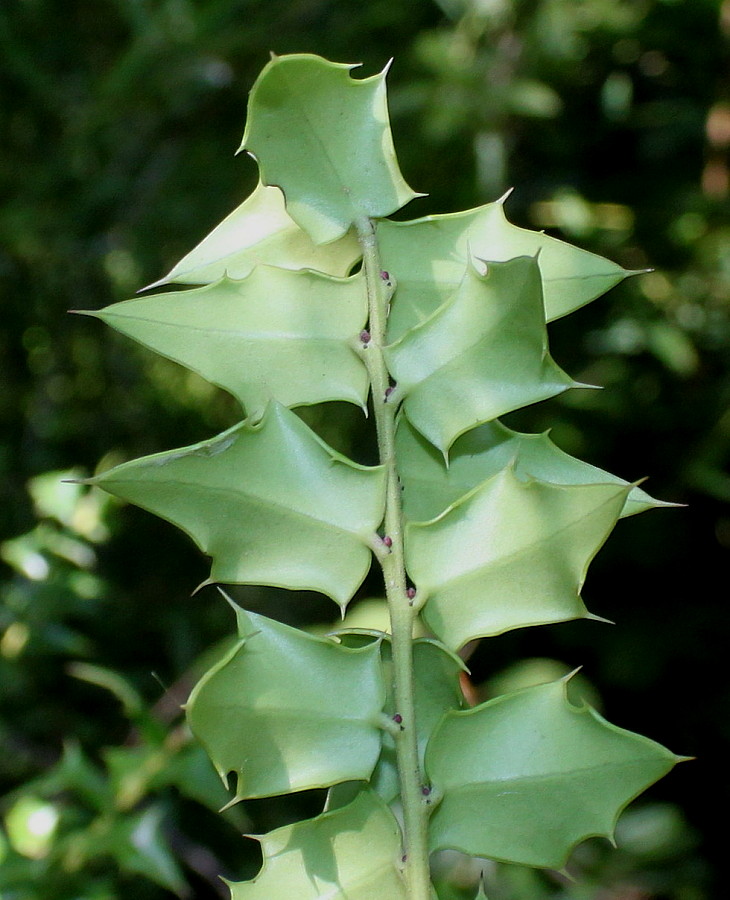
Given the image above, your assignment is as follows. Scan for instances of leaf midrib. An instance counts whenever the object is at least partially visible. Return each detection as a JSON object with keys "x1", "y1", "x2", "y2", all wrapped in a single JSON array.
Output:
[
  {"x1": 106, "y1": 476, "x2": 372, "y2": 539},
  {"x1": 104, "y1": 313, "x2": 358, "y2": 344},
  {"x1": 443, "y1": 755, "x2": 665, "y2": 793}
]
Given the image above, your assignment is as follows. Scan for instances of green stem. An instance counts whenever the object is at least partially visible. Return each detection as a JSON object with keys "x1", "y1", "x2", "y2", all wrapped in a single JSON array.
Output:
[{"x1": 356, "y1": 217, "x2": 432, "y2": 900}]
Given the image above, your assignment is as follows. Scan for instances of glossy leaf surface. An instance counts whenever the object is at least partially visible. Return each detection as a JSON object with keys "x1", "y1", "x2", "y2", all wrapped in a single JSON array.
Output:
[
  {"x1": 187, "y1": 608, "x2": 385, "y2": 800},
  {"x1": 148, "y1": 181, "x2": 360, "y2": 288},
  {"x1": 88, "y1": 403, "x2": 386, "y2": 605},
  {"x1": 85, "y1": 268, "x2": 369, "y2": 418},
  {"x1": 426, "y1": 678, "x2": 681, "y2": 868},
  {"x1": 227, "y1": 789, "x2": 408, "y2": 899},
  {"x1": 378, "y1": 199, "x2": 632, "y2": 341},
  {"x1": 241, "y1": 54, "x2": 421, "y2": 244},
  {"x1": 385, "y1": 257, "x2": 578, "y2": 456},
  {"x1": 396, "y1": 416, "x2": 667, "y2": 522},
  {"x1": 406, "y1": 468, "x2": 629, "y2": 649}
]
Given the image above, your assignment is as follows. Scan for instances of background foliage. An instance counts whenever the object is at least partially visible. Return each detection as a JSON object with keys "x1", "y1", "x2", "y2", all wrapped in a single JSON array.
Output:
[{"x1": 1, "y1": 0, "x2": 727, "y2": 897}]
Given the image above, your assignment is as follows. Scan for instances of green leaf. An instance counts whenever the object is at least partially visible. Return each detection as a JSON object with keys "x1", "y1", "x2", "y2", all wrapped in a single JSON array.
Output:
[
  {"x1": 425, "y1": 678, "x2": 681, "y2": 868},
  {"x1": 378, "y1": 197, "x2": 633, "y2": 342},
  {"x1": 406, "y1": 467, "x2": 629, "y2": 650},
  {"x1": 187, "y1": 608, "x2": 385, "y2": 800},
  {"x1": 240, "y1": 54, "x2": 421, "y2": 244},
  {"x1": 227, "y1": 789, "x2": 408, "y2": 899},
  {"x1": 385, "y1": 257, "x2": 579, "y2": 456},
  {"x1": 82, "y1": 268, "x2": 369, "y2": 419},
  {"x1": 96, "y1": 806, "x2": 186, "y2": 894},
  {"x1": 22, "y1": 742, "x2": 109, "y2": 811},
  {"x1": 367, "y1": 638, "x2": 465, "y2": 803},
  {"x1": 396, "y1": 416, "x2": 669, "y2": 522},
  {"x1": 147, "y1": 181, "x2": 361, "y2": 288},
  {"x1": 88, "y1": 403, "x2": 386, "y2": 605}
]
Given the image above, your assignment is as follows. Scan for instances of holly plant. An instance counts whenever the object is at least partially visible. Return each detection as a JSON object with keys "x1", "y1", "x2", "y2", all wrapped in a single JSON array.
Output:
[{"x1": 78, "y1": 54, "x2": 682, "y2": 900}]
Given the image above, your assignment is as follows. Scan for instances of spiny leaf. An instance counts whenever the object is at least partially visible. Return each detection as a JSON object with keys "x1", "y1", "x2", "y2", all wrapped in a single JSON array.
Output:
[
  {"x1": 147, "y1": 181, "x2": 360, "y2": 288},
  {"x1": 405, "y1": 467, "x2": 629, "y2": 650},
  {"x1": 378, "y1": 197, "x2": 633, "y2": 342},
  {"x1": 186, "y1": 608, "x2": 385, "y2": 801},
  {"x1": 425, "y1": 678, "x2": 681, "y2": 869},
  {"x1": 82, "y1": 268, "x2": 369, "y2": 419},
  {"x1": 87, "y1": 402, "x2": 386, "y2": 605},
  {"x1": 385, "y1": 256, "x2": 579, "y2": 456},
  {"x1": 240, "y1": 54, "x2": 421, "y2": 244},
  {"x1": 396, "y1": 415, "x2": 670, "y2": 523},
  {"x1": 226, "y1": 789, "x2": 408, "y2": 899}
]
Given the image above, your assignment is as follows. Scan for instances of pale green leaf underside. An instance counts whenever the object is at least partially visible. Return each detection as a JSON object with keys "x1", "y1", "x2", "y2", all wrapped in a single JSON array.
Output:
[
  {"x1": 378, "y1": 199, "x2": 631, "y2": 342},
  {"x1": 426, "y1": 678, "x2": 680, "y2": 868},
  {"x1": 187, "y1": 608, "x2": 385, "y2": 800},
  {"x1": 147, "y1": 181, "x2": 360, "y2": 288},
  {"x1": 240, "y1": 54, "x2": 421, "y2": 244},
  {"x1": 84, "y1": 268, "x2": 369, "y2": 419},
  {"x1": 385, "y1": 257, "x2": 578, "y2": 456},
  {"x1": 406, "y1": 467, "x2": 630, "y2": 650},
  {"x1": 396, "y1": 416, "x2": 668, "y2": 523},
  {"x1": 227, "y1": 789, "x2": 408, "y2": 899},
  {"x1": 88, "y1": 403, "x2": 386, "y2": 604}
]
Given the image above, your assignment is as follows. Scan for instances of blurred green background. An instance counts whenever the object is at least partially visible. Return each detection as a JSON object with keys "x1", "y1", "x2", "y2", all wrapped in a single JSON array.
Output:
[{"x1": 1, "y1": 0, "x2": 728, "y2": 897}]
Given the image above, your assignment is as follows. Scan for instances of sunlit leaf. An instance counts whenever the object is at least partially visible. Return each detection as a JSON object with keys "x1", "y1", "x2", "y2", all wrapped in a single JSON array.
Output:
[
  {"x1": 82, "y1": 268, "x2": 369, "y2": 418},
  {"x1": 396, "y1": 415, "x2": 669, "y2": 522},
  {"x1": 148, "y1": 181, "x2": 360, "y2": 288},
  {"x1": 72, "y1": 50, "x2": 681, "y2": 900},
  {"x1": 406, "y1": 467, "x2": 629, "y2": 650},
  {"x1": 226, "y1": 789, "x2": 408, "y2": 898},
  {"x1": 88, "y1": 403, "x2": 386, "y2": 605},
  {"x1": 4, "y1": 796, "x2": 58, "y2": 859},
  {"x1": 241, "y1": 54, "x2": 421, "y2": 244},
  {"x1": 187, "y1": 608, "x2": 385, "y2": 800},
  {"x1": 378, "y1": 197, "x2": 633, "y2": 341},
  {"x1": 426, "y1": 678, "x2": 681, "y2": 868},
  {"x1": 385, "y1": 257, "x2": 579, "y2": 456}
]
